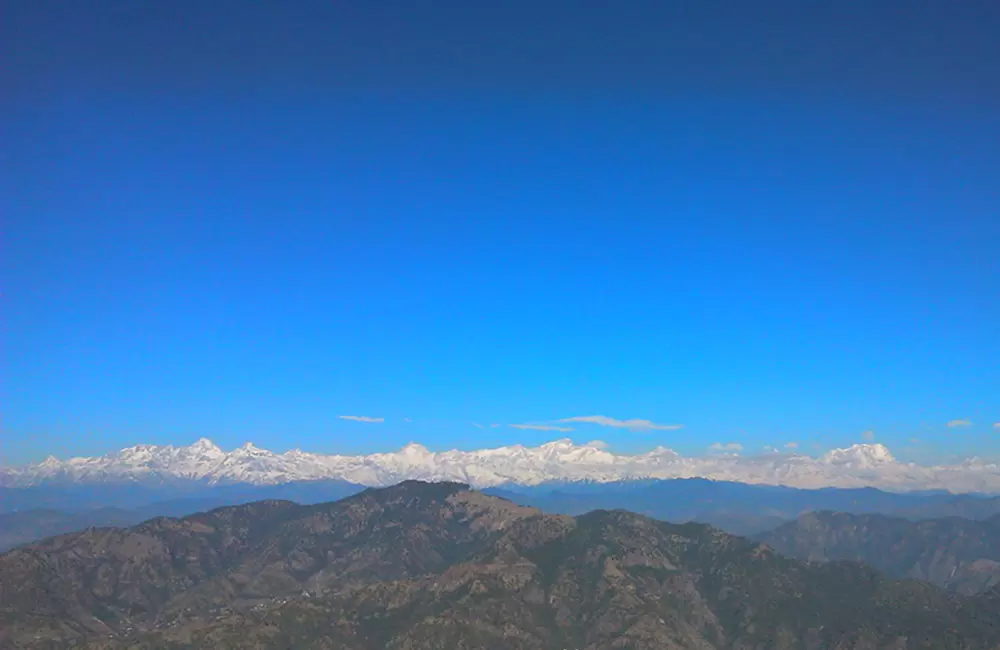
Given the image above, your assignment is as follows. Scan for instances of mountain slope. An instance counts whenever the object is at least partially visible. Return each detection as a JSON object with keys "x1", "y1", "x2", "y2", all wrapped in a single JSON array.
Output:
[
  {"x1": 4, "y1": 475, "x2": 995, "y2": 551},
  {"x1": 757, "y1": 511, "x2": 1000, "y2": 595},
  {"x1": 0, "y1": 480, "x2": 366, "y2": 551},
  {"x1": 0, "y1": 482, "x2": 538, "y2": 646},
  {"x1": 3, "y1": 482, "x2": 1000, "y2": 649},
  {"x1": 487, "y1": 478, "x2": 995, "y2": 535},
  {"x1": 0, "y1": 479, "x2": 365, "y2": 515},
  {"x1": 0, "y1": 509, "x2": 144, "y2": 553}
]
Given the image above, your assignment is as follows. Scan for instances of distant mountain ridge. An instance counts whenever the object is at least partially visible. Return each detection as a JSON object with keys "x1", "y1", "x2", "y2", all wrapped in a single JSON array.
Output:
[
  {"x1": 757, "y1": 511, "x2": 1000, "y2": 595},
  {"x1": 4, "y1": 481, "x2": 1000, "y2": 649},
  {"x1": 6, "y1": 437, "x2": 1000, "y2": 492},
  {"x1": 3, "y1": 475, "x2": 999, "y2": 553},
  {"x1": 0, "y1": 480, "x2": 366, "y2": 552},
  {"x1": 487, "y1": 478, "x2": 1000, "y2": 535}
]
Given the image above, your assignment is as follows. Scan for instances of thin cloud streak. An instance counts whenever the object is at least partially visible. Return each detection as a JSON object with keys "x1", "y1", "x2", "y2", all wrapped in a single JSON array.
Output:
[
  {"x1": 510, "y1": 424, "x2": 574, "y2": 432},
  {"x1": 948, "y1": 419, "x2": 972, "y2": 428},
  {"x1": 338, "y1": 415, "x2": 384, "y2": 423},
  {"x1": 557, "y1": 415, "x2": 682, "y2": 431}
]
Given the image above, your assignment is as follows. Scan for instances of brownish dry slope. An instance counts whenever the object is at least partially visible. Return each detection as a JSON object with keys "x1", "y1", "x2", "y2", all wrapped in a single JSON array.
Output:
[{"x1": 2, "y1": 481, "x2": 1000, "y2": 649}]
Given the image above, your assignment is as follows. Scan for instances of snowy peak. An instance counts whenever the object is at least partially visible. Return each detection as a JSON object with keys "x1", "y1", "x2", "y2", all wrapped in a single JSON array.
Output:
[
  {"x1": 233, "y1": 442, "x2": 269, "y2": 456},
  {"x1": 188, "y1": 438, "x2": 223, "y2": 455},
  {"x1": 400, "y1": 442, "x2": 432, "y2": 457},
  {"x1": 5, "y1": 438, "x2": 996, "y2": 493},
  {"x1": 821, "y1": 444, "x2": 896, "y2": 467}
]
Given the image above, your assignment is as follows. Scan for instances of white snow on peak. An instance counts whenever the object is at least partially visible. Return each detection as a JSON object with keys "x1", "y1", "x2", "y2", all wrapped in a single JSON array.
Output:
[
  {"x1": 4, "y1": 437, "x2": 999, "y2": 493},
  {"x1": 189, "y1": 438, "x2": 223, "y2": 454},
  {"x1": 821, "y1": 443, "x2": 896, "y2": 467},
  {"x1": 400, "y1": 442, "x2": 432, "y2": 456},
  {"x1": 234, "y1": 442, "x2": 269, "y2": 455}
]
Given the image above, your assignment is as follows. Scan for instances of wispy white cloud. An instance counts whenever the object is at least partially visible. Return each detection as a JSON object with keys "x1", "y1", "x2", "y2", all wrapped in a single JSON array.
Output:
[
  {"x1": 861, "y1": 430, "x2": 875, "y2": 441},
  {"x1": 994, "y1": 422, "x2": 1000, "y2": 429},
  {"x1": 490, "y1": 424, "x2": 501, "y2": 428},
  {"x1": 908, "y1": 437, "x2": 920, "y2": 444},
  {"x1": 403, "y1": 417, "x2": 412, "y2": 422},
  {"x1": 709, "y1": 442, "x2": 743, "y2": 452},
  {"x1": 557, "y1": 415, "x2": 682, "y2": 431},
  {"x1": 948, "y1": 419, "x2": 972, "y2": 428},
  {"x1": 472, "y1": 423, "x2": 486, "y2": 429},
  {"x1": 784, "y1": 442, "x2": 799, "y2": 449},
  {"x1": 510, "y1": 424, "x2": 574, "y2": 432},
  {"x1": 338, "y1": 415, "x2": 384, "y2": 423}
]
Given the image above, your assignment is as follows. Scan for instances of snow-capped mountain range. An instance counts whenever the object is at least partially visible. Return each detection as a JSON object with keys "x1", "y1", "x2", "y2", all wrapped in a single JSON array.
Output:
[{"x1": 4, "y1": 438, "x2": 1000, "y2": 493}]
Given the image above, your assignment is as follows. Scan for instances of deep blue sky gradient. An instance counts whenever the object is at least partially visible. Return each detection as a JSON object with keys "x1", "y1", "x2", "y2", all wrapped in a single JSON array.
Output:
[{"x1": 3, "y1": 1, "x2": 999, "y2": 464}]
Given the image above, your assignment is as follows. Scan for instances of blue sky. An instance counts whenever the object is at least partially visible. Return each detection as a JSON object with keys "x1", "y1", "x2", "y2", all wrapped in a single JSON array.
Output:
[{"x1": 3, "y1": 1, "x2": 999, "y2": 465}]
